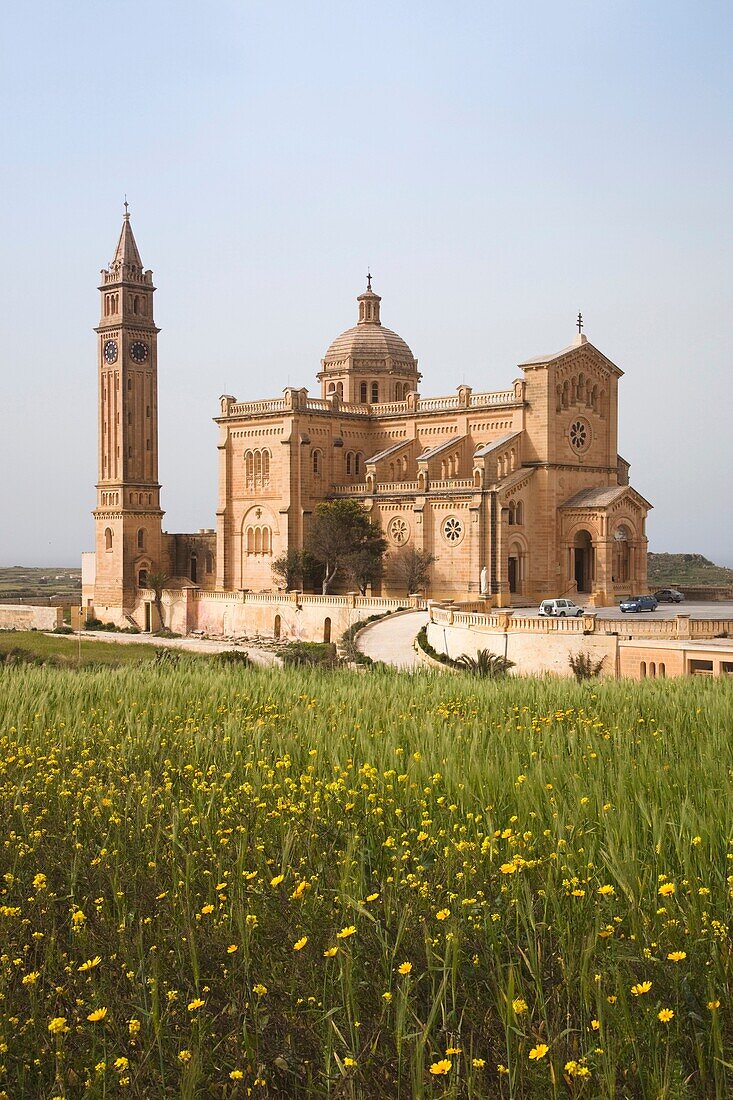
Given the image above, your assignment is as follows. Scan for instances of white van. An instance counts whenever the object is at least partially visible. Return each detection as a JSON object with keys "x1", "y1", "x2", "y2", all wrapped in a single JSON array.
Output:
[{"x1": 538, "y1": 599, "x2": 584, "y2": 618}]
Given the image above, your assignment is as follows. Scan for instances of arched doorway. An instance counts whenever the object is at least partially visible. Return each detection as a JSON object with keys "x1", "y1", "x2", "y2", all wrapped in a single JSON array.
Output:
[
  {"x1": 274, "y1": 614, "x2": 281, "y2": 640},
  {"x1": 573, "y1": 530, "x2": 593, "y2": 594},
  {"x1": 323, "y1": 617, "x2": 331, "y2": 643}
]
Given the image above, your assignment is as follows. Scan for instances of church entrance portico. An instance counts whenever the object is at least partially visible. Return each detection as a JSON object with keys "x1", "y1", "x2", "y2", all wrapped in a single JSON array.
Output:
[{"x1": 573, "y1": 529, "x2": 594, "y2": 594}]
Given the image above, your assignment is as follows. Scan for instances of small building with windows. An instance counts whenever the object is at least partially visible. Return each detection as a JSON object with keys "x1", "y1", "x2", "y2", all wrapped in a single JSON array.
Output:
[{"x1": 84, "y1": 210, "x2": 651, "y2": 628}]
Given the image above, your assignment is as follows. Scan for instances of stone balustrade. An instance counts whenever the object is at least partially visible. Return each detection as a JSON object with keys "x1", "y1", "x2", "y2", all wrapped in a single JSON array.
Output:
[{"x1": 429, "y1": 605, "x2": 733, "y2": 641}]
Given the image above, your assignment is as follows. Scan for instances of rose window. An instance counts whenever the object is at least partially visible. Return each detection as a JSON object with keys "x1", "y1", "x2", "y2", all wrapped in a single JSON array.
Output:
[
  {"x1": 442, "y1": 516, "x2": 464, "y2": 544},
  {"x1": 569, "y1": 419, "x2": 590, "y2": 452},
  {"x1": 388, "y1": 516, "x2": 409, "y2": 545}
]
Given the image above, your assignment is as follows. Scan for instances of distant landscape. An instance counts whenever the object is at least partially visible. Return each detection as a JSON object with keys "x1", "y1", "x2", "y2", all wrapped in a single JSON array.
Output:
[
  {"x1": 647, "y1": 553, "x2": 733, "y2": 587},
  {"x1": 0, "y1": 565, "x2": 81, "y2": 600}
]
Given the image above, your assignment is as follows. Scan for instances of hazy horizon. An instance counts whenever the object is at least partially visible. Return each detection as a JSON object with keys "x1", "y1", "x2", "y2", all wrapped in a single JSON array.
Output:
[{"x1": 1, "y1": 1, "x2": 732, "y2": 568}]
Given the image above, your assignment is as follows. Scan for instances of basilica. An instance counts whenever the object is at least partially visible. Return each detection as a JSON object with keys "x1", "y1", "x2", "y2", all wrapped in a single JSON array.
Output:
[{"x1": 84, "y1": 211, "x2": 651, "y2": 629}]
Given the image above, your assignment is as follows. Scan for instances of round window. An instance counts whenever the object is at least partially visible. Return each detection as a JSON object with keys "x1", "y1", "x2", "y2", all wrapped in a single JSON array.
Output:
[
  {"x1": 569, "y1": 418, "x2": 591, "y2": 452},
  {"x1": 388, "y1": 516, "x2": 410, "y2": 545},
  {"x1": 442, "y1": 515, "x2": 464, "y2": 544}
]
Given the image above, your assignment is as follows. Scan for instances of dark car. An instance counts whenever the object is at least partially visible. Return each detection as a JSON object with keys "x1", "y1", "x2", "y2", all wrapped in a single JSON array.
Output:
[
  {"x1": 619, "y1": 594, "x2": 659, "y2": 613},
  {"x1": 653, "y1": 588, "x2": 685, "y2": 603}
]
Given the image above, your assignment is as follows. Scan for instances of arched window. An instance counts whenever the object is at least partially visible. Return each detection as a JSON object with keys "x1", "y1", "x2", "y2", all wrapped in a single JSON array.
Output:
[
  {"x1": 190, "y1": 554, "x2": 198, "y2": 584},
  {"x1": 313, "y1": 449, "x2": 321, "y2": 476},
  {"x1": 355, "y1": 452, "x2": 363, "y2": 475},
  {"x1": 659, "y1": 662, "x2": 666, "y2": 678},
  {"x1": 337, "y1": 382, "x2": 343, "y2": 397},
  {"x1": 515, "y1": 500, "x2": 524, "y2": 525},
  {"x1": 254, "y1": 450, "x2": 262, "y2": 481},
  {"x1": 104, "y1": 527, "x2": 113, "y2": 551},
  {"x1": 640, "y1": 661, "x2": 647, "y2": 678},
  {"x1": 247, "y1": 527, "x2": 254, "y2": 553},
  {"x1": 262, "y1": 527, "x2": 271, "y2": 553},
  {"x1": 138, "y1": 567, "x2": 148, "y2": 588},
  {"x1": 507, "y1": 502, "x2": 515, "y2": 525},
  {"x1": 254, "y1": 528, "x2": 262, "y2": 553},
  {"x1": 328, "y1": 382, "x2": 336, "y2": 393},
  {"x1": 245, "y1": 450, "x2": 254, "y2": 483},
  {"x1": 371, "y1": 381, "x2": 379, "y2": 403},
  {"x1": 206, "y1": 552, "x2": 213, "y2": 573},
  {"x1": 346, "y1": 452, "x2": 353, "y2": 475},
  {"x1": 360, "y1": 382, "x2": 368, "y2": 403},
  {"x1": 262, "y1": 449, "x2": 270, "y2": 484},
  {"x1": 323, "y1": 617, "x2": 332, "y2": 643},
  {"x1": 137, "y1": 528, "x2": 145, "y2": 550},
  {"x1": 649, "y1": 662, "x2": 656, "y2": 677}
]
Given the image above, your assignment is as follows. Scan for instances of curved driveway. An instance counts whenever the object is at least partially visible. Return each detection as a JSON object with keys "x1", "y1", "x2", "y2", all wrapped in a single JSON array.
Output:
[{"x1": 356, "y1": 610, "x2": 429, "y2": 670}]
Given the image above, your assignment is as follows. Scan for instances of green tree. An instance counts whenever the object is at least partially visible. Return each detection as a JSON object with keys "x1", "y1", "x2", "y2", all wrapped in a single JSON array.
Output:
[
  {"x1": 392, "y1": 546, "x2": 435, "y2": 594},
  {"x1": 271, "y1": 549, "x2": 319, "y2": 591},
  {"x1": 145, "y1": 571, "x2": 169, "y2": 631},
  {"x1": 306, "y1": 499, "x2": 386, "y2": 595}
]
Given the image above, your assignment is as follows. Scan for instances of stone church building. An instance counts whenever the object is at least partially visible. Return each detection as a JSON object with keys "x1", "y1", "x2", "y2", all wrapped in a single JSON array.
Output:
[{"x1": 84, "y1": 211, "x2": 651, "y2": 629}]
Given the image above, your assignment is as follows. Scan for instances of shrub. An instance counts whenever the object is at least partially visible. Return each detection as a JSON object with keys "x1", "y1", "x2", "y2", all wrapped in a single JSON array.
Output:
[
  {"x1": 52, "y1": 626, "x2": 74, "y2": 635},
  {"x1": 454, "y1": 649, "x2": 514, "y2": 677},
  {"x1": 210, "y1": 649, "x2": 251, "y2": 668},
  {"x1": 281, "y1": 642, "x2": 338, "y2": 668},
  {"x1": 568, "y1": 650, "x2": 606, "y2": 681}
]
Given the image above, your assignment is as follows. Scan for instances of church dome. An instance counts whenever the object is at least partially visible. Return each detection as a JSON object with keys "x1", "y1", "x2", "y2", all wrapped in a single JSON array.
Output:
[
  {"x1": 324, "y1": 323, "x2": 415, "y2": 366},
  {"x1": 321, "y1": 278, "x2": 417, "y2": 370}
]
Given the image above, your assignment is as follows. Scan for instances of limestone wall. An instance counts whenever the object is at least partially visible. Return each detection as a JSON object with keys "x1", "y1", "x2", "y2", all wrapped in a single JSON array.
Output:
[
  {"x1": 0, "y1": 605, "x2": 63, "y2": 631},
  {"x1": 426, "y1": 619, "x2": 617, "y2": 678}
]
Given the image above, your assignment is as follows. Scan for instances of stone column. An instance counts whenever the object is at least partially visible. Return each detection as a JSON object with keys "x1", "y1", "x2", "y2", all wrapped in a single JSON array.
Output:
[
  {"x1": 495, "y1": 507, "x2": 510, "y2": 607},
  {"x1": 593, "y1": 539, "x2": 614, "y2": 607}
]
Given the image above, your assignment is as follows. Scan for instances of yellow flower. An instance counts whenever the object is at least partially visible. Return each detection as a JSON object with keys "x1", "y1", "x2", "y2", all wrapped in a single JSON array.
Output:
[
  {"x1": 472, "y1": 1057, "x2": 486, "y2": 1068},
  {"x1": 658, "y1": 1008, "x2": 674, "y2": 1022},
  {"x1": 128, "y1": 1018, "x2": 140, "y2": 1035},
  {"x1": 590, "y1": 1019, "x2": 600, "y2": 1031},
  {"x1": 429, "y1": 1059, "x2": 452, "y2": 1075},
  {"x1": 230, "y1": 1069, "x2": 244, "y2": 1080},
  {"x1": 78, "y1": 956, "x2": 102, "y2": 972},
  {"x1": 398, "y1": 961, "x2": 412, "y2": 975},
  {"x1": 291, "y1": 880, "x2": 308, "y2": 900},
  {"x1": 500, "y1": 863, "x2": 517, "y2": 875},
  {"x1": 87, "y1": 1007, "x2": 108, "y2": 1022},
  {"x1": 47, "y1": 1017, "x2": 68, "y2": 1035},
  {"x1": 382, "y1": 991, "x2": 392, "y2": 1002},
  {"x1": 200, "y1": 904, "x2": 214, "y2": 915},
  {"x1": 253, "y1": 983, "x2": 268, "y2": 996},
  {"x1": 293, "y1": 936, "x2": 308, "y2": 951},
  {"x1": 667, "y1": 951, "x2": 687, "y2": 962},
  {"x1": 323, "y1": 946, "x2": 339, "y2": 957},
  {"x1": 529, "y1": 1044, "x2": 549, "y2": 1060},
  {"x1": 270, "y1": 874, "x2": 285, "y2": 888},
  {"x1": 658, "y1": 882, "x2": 676, "y2": 897},
  {"x1": 22, "y1": 970, "x2": 40, "y2": 986},
  {"x1": 597, "y1": 884, "x2": 615, "y2": 896},
  {"x1": 71, "y1": 910, "x2": 86, "y2": 927},
  {"x1": 631, "y1": 981, "x2": 652, "y2": 996},
  {"x1": 512, "y1": 997, "x2": 527, "y2": 1015},
  {"x1": 114, "y1": 1057, "x2": 129, "y2": 1072},
  {"x1": 366, "y1": 892, "x2": 379, "y2": 902},
  {"x1": 708, "y1": 1000, "x2": 720, "y2": 1010},
  {"x1": 227, "y1": 944, "x2": 238, "y2": 954},
  {"x1": 435, "y1": 908, "x2": 451, "y2": 920},
  {"x1": 336, "y1": 925, "x2": 356, "y2": 939},
  {"x1": 445, "y1": 1046, "x2": 462, "y2": 1055},
  {"x1": 178, "y1": 1050, "x2": 192, "y2": 1063},
  {"x1": 187, "y1": 998, "x2": 205, "y2": 1011},
  {"x1": 343, "y1": 1057, "x2": 356, "y2": 1067}
]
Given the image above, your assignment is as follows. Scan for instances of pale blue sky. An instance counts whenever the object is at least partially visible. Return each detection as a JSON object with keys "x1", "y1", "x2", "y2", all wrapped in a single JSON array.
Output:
[{"x1": 1, "y1": 1, "x2": 731, "y2": 566}]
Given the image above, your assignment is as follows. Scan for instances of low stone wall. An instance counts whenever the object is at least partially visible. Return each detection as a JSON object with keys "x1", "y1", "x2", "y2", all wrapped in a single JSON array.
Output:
[
  {"x1": 426, "y1": 620, "x2": 617, "y2": 678},
  {"x1": 0, "y1": 605, "x2": 63, "y2": 631}
]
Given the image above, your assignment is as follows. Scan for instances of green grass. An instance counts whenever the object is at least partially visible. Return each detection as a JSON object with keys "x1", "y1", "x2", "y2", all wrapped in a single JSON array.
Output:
[
  {"x1": 0, "y1": 663, "x2": 732, "y2": 1097},
  {"x1": 0, "y1": 630, "x2": 168, "y2": 667}
]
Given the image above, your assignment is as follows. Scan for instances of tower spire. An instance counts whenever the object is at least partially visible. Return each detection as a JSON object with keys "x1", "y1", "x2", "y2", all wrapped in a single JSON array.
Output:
[{"x1": 111, "y1": 203, "x2": 143, "y2": 276}]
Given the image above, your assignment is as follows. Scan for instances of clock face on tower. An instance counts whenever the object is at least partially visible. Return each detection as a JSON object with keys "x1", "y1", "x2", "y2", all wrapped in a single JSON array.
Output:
[
  {"x1": 103, "y1": 339, "x2": 118, "y2": 364},
  {"x1": 130, "y1": 341, "x2": 149, "y2": 364}
]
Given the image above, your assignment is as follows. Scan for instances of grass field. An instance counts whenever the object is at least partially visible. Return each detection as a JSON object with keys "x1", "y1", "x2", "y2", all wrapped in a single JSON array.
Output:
[
  {"x1": 0, "y1": 631, "x2": 175, "y2": 668},
  {"x1": 0, "y1": 661, "x2": 731, "y2": 1098}
]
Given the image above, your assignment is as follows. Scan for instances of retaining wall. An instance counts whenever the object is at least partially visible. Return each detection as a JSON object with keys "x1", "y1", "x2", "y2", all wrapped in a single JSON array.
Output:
[{"x1": 0, "y1": 605, "x2": 63, "y2": 631}]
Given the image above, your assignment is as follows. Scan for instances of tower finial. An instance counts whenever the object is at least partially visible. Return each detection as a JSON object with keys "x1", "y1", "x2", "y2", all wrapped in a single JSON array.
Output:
[
  {"x1": 366, "y1": 270, "x2": 372, "y2": 292},
  {"x1": 123, "y1": 195, "x2": 130, "y2": 219},
  {"x1": 576, "y1": 311, "x2": 583, "y2": 334}
]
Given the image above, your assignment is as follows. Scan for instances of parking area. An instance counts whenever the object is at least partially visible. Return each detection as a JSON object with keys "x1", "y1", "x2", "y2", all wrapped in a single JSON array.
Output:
[{"x1": 523, "y1": 600, "x2": 733, "y2": 622}]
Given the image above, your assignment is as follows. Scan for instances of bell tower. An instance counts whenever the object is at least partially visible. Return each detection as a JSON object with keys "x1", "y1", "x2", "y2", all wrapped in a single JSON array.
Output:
[{"x1": 92, "y1": 205, "x2": 164, "y2": 621}]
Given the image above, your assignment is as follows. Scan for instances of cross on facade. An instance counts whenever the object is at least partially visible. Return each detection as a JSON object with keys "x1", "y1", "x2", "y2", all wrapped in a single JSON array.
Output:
[{"x1": 577, "y1": 311, "x2": 583, "y2": 333}]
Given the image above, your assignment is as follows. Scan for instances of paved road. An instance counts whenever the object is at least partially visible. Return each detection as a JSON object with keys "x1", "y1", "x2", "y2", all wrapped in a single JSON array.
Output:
[
  {"x1": 515, "y1": 600, "x2": 733, "y2": 622},
  {"x1": 73, "y1": 630, "x2": 279, "y2": 667},
  {"x1": 356, "y1": 610, "x2": 429, "y2": 669}
]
